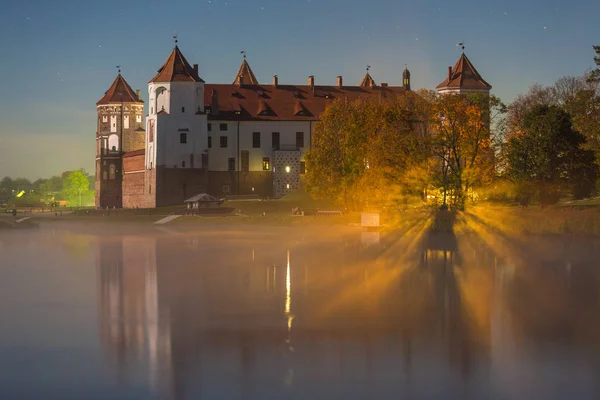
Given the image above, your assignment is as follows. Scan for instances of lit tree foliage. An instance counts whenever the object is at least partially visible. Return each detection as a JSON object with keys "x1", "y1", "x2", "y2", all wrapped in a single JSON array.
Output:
[
  {"x1": 305, "y1": 94, "x2": 432, "y2": 210},
  {"x1": 61, "y1": 170, "x2": 92, "y2": 207},
  {"x1": 430, "y1": 93, "x2": 504, "y2": 208}
]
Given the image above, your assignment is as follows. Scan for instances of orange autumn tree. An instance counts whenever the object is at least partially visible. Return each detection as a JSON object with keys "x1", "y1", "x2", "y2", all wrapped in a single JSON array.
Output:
[
  {"x1": 305, "y1": 94, "x2": 432, "y2": 210},
  {"x1": 430, "y1": 92, "x2": 504, "y2": 208}
]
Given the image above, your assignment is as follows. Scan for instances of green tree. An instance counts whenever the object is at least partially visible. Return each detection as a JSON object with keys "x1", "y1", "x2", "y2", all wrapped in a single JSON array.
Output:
[
  {"x1": 61, "y1": 170, "x2": 90, "y2": 207},
  {"x1": 506, "y1": 105, "x2": 598, "y2": 204}
]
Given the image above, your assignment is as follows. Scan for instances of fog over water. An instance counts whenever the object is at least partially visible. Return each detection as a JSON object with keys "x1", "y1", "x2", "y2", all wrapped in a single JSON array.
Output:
[{"x1": 1, "y1": 223, "x2": 600, "y2": 399}]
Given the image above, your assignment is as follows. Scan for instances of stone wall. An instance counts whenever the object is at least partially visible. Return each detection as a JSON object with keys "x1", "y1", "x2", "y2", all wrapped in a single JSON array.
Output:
[
  {"x1": 273, "y1": 150, "x2": 301, "y2": 198},
  {"x1": 208, "y1": 171, "x2": 272, "y2": 198},
  {"x1": 154, "y1": 167, "x2": 209, "y2": 207}
]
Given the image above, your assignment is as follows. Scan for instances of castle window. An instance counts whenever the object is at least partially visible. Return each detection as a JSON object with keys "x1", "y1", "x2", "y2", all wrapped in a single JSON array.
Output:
[
  {"x1": 252, "y1": 132, "x2": 261, "y2": 148},
  {"x1": 296, "y1": 132, "x2": 304, "y2": 148},
  {"x1": 124, "y1": 115, "x2": 130, "y2": 129},
  {"x1": 136, "y1": 115, "x2": 142, "y2": 123},
  {"x1": 220, "y1": 123, "x2": 227, "y2": 131},
  {"x1": 228, "y1": 158, "x2": 235, "y2": 171},
  {"x1": 111, "y1": 146, "x2": 116, "y2": 152},
  {"x1": 182, "y1": 107, "x2": 185, "y2": 113},
  {"x1": 180, "y1": 132, "x2": 187, "y2": 144},
  {"x1": 208, "y1": 123, "x2": 212, "y2": 131},
  {"x1": 272, "y1": 132, "x2": 280, "y2": 150},
  {"x1": 102, "y1": 116, "x2": 107, "y2": 123},
  {"x1": 220, "y1": 136, "x2": 228, "y2": 148},
  {"x1": 208, "y1": 136, "x2": 212, "y2": 148},
  {"x1": 149, "y1": 184, "x2": 152, "y2": 194},
  {"x1": 263, "y1": 158, "x2": 270, "y2": 171},
  {"x1": 182, "y1": 161, "x2": 186, "y2": 168},
  {"x1": 109, "y1": 164, "x2": 116, "y2": 180}
]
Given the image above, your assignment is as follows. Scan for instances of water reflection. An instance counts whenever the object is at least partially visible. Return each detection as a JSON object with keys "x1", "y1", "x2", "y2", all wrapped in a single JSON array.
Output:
[{"x1": 94, "y1": 228, "x2": 600, "y2": 399}]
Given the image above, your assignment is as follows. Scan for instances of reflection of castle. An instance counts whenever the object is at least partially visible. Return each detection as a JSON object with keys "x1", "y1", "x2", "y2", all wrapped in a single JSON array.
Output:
[
  {"x1": 95, "y1": 231, "x2": 502, "y2": 398},
  {"x1": 95, "y1": 232, "x2": 600, "y2": 398}
]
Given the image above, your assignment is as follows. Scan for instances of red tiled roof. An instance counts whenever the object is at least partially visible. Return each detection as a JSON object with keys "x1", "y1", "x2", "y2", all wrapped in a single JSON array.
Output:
[
  {"x1": 233, "y1": 59, "x2": 258, "y2": 85},
  {"x1": 123, "y1": 149, "x2": 145, "y2": 158},
  {"x1": 97, "y1": 74, "x2": 142, "y2": 105},
  {"x1": 149, "y1": 46, "x2": 204, "y2": 83},
  {"x1": 436, "y1": 53, "x2": 491, "y2": 90},
  {"x1": 205, "y1": 84, "x2": 406, "y2": 121}
]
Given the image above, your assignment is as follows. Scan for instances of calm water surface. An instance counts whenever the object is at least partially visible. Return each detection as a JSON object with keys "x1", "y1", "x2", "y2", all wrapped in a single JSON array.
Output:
[{"x1": 1, "y1": 223, "x2": 600, "y2": 399}]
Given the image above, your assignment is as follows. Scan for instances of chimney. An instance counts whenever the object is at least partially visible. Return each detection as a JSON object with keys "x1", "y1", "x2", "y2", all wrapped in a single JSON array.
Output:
[
  {"x1": 136, "y1": 89, "x2": 141, "y2": 101},
  {"x1": 381, "y1": 82, "x2": 388, "y2": 88},
  {"x1": 337, "y1": 76, "x2": 343, "y2": 89},
  {"x1": 273, "y1": 75, "x2": 279, "y2": 88},
  {"x1": 193, "y1": 64, "x2": 199, "y2": 76},
  {"x1": 308, "y1": 75, "x2": 315, "y2": 87},
  {"x1": 447, "y1": 66, "x2": 452, "y2": 81}
]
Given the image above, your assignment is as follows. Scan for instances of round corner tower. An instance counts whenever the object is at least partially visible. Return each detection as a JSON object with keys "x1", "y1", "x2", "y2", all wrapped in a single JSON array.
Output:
[{"x1": 96, "y1": 74, "x2": 145, "y2": 208}]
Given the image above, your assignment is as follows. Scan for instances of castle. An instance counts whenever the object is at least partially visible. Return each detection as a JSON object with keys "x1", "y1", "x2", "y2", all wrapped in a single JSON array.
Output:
[{"x1": 95, "y1": 43, "x2": 491, "y2": 209}]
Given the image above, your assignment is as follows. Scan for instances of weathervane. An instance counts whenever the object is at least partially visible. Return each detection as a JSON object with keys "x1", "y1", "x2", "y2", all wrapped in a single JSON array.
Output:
[
  {"x1": 457, "y1": 42, "x2": 465, "y2": 52},
  {"x1": 116, "y1": 65, "x2": 121, "y2": 74},
  {"x1": 173, "y1": 35, "x2": 178, "y2": 44},
  {"x1": 241, "y1": 50, "x2": 247, "y2": 59},
  {"x1": 366, "y1": 65, "x2": 371, "y2": 72}
]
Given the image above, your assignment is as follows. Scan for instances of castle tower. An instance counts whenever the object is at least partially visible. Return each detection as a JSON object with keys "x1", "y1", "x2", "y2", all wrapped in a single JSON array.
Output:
[
  {"x1": 436, "y1": 53, "x2": 491, "y2": 95},
  {"x1": 96, "y1": 73, "x2": 144, "y2": 208},
  {"x1": 145, "y1": 43, "x2": 208, "y2": 207},
  {"x1": 403, "y1": 66, "x2": 411, "y2": 91}
]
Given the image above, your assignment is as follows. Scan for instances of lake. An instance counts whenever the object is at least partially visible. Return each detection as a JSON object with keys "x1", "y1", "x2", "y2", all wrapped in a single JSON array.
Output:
[{"x1": 1, "y1": 223, "x2": 599, "y2": 399}]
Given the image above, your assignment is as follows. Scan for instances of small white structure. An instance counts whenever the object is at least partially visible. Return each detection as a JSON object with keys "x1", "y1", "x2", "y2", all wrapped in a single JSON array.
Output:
[
  {"x1": 361, "y1": 213, "x2": 380, "y2": 228},
  {"x1": 184, "y1": 193, "x2": 223, "y2": 210}
]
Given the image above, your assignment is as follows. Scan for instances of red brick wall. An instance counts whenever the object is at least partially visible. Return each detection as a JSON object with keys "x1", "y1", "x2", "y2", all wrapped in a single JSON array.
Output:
[{"x1": 122, "y1": 154, "x2": 152, "y2": 208}]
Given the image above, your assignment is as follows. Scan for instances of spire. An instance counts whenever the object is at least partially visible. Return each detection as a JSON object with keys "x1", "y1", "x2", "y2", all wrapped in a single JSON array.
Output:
[
  {"x1": 359, "y1": 65, "x2": 376, "y2": 87},
  {"x1": 149, "y1": 44, "x2": 204, "y2": 84},
  {"x1": 97, "y1": 74, "x2": 143, "y2": 105},
  {"x1": 436, "y1": 53, "x2": 491, "y2": 91},
  {"x1": 360, "y1": 73, "x2": 376, "y2": 87},
  {"x1": 233, "y1": 57, "x2": 258, "y2": 86},
  {"x1": 402, "y1": 65, "x2": 411, "y2": 91}
]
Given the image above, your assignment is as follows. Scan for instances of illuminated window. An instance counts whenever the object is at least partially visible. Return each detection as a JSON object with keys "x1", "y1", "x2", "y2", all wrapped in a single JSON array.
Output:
[
  {"x1": 285, "y1": 166, "x2": 291, "y2": 173},
  {"x1": 263, "y1": 157, "x2": 270, "y2": 171}
]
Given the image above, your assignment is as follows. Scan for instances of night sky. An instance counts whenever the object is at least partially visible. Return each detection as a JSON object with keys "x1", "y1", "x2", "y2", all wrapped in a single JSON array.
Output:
[{"x1": 1, "y1": 0, "x2": 599, "y2": 179}]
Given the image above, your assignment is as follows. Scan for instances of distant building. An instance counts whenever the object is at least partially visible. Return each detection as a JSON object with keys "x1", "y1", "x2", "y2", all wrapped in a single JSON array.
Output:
[{"x1": 95, "y1": 45, "x2": 490, "y2": 208}]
